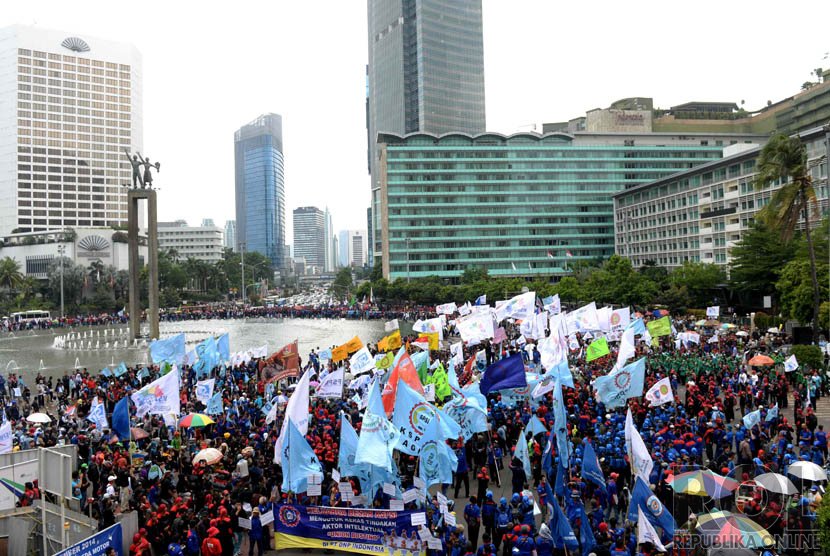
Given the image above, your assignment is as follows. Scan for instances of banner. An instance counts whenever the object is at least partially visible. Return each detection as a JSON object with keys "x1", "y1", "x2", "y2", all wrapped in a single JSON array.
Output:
[
  {"x1": 377, "y1": 330, "x2": 402, "y2": 352},
  {"x1": 273, "y1": 505, "x2": 426, "y2": 555},
  {"x1": 0, "y1": 422, "x2": 11, "y2": 455},
  {"x1": 384, "y1": 319, "x2": 400, "y2": 332},
  {"x1": 350, "y1": 347, "x2": 376, "y2": 376},
  {"x1": 264, "y1": 340, "x2": 301, "y2": 382},
  {"x1": 315, "y1": 369, "x2": 344, "y2": 398},
  {"x1": 706, "y1": 306, "x2": 720, "y2": 318},
  {"x1": 55, "y1": 523, "x2": 122, "y2": 556},
  {"x1": 131, "y1": 367, "x2": 180, "y2": 418},
  {"x1": 436, "y1": 302, "x2": 457, "y2": 315}
]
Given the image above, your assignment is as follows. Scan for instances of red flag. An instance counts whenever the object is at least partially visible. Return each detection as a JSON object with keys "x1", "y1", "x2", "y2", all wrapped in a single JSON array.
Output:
[{"x1": 382, "y1": 352, "x2": 423, "y2": 416}]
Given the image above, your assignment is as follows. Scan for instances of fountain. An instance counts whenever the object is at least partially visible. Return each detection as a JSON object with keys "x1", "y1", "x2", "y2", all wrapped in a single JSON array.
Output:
[
  {"x1": 97, "y1": 330, "x2": 100, "y2": 338},
  {"x1": 38, "y1": 360, "x2": 45, "y2": 372},
  {"x1": 96, "y1": 341, "x2": 100, "y2": 349},
  {"x1": 87, "y1": 341, "x2": 92, "y2": 349},
  {"x1": 133, "y1": 339, "x2": 138, "y2": 347},
  {"x1": 5, "y1": 361, "x2": 18, "y2": 374},
  {"x1": 104, "y1": 342, "x2": 110, "y2": 349},
  {"x1": 74, "y1": 357, "x2": 81, "y2": 369}
]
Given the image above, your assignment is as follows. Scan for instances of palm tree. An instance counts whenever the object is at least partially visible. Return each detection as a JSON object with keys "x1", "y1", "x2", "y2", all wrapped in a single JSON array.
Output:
[
  {"x1": 754, "y1": 133, "x2": 822, "y2": 341},
  {"x1": 0, "y1": 257, "x2": 23, "y2": 292},
  {"x1": 87, "y1": 260, "x2": 106, "y2": 284}
]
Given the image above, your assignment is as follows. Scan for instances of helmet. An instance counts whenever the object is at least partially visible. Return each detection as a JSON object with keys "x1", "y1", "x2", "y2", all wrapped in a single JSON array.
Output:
[
  {"x1": 167, "y1": 544, "x2": 183, "y2": 556},
  {"x1": 511, "y1": 493, "x2": 520, "y2": 504}
]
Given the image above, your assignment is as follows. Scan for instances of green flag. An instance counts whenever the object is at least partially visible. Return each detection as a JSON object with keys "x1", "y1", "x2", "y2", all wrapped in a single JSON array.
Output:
[
  {"x1": 647, "y1": 316, "x2": 672, "y2": 338},
  {"x1": 586, "y1": 337, "x2": 610, "y2": 362}
]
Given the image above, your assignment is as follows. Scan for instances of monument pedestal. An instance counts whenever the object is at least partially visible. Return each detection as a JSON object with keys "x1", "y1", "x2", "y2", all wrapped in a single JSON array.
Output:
[{"x1": 127, "y1": 189, "x2": 159, "y2": 340}]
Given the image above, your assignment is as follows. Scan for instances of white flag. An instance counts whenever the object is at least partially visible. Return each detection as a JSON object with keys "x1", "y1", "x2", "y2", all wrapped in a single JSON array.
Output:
[
  {"x1": 349, "y1": 347, "x2": 376, "y2": 376},
  {"x1": 784, "y1": 354, "x2": 798, "y2": 373},
  {"x1": 456, "y1": 311, "x2": 495, "y2": 344},
  {"x1": 273, "y1": 369, "x2": 311, "y2": 464},
  {"x1": 625, "y1": 408, "x2": 653, "y2": 484},
  {"x1": 637, "y1": 507, "x2": 667, "y2": 551},
  {"x1": 315, "y1": 369, "x2": 344, "y2": 398},
  {"x1": 131, "y1": 369, "x2": 180, "y2": 419},
  {"x1": 250, "y1": 344, "x2": 268, "y2": 358},
  {"x1": 195, "y1": 379, "x2": 215, "y2": 405},
  {"x1": 597, "y1": 307, "x2": 613, "y2": 332},
  {"x1": 0, "y1": 421, "x2": 11, "y2": 455},
  {"x1": 615, "y1": 327, "x2": 636, "y2": 370},
  {"x1": 645, "y1": 377, "x2": 674, "y2": 407},
  {"x1": 87, "y1": 396, "x2": 109, "y2": 430},
  {"x1": 610, "y1": 307, "x2": 631, "y2": 329},
  {"x1": 264, "y1": 396, "x2": 279, "y2": 425},
  {"x1": 706, "y1": 306, "x2": 720, "y2": 318},
  {"x1": 384, "y1": 319, "x2": 400, "y2": 332},
  {"x1": 413, "y1": 317, "x2": 444, "y2": 340},
  {"x1": 543, "y1": 294, "x2": 561, "y2": 315},
  {"x1": 458, "y1": 302, "x2": 472, "y2": 316},
  {"x1": 436, "y1": 302, "x2": 457, "y2": 315},
  {"x1": 494, "y1": 291, "x2": 536, "y2": 321}
]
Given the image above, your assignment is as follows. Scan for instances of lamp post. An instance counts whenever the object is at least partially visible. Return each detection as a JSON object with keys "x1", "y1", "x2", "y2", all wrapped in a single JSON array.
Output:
[
  {"x1": 240, "y1": 242, "x2": 246, "y2": 303},
  {"x1": 57, "y1": 243, "x2": 65, "y2": 318}
]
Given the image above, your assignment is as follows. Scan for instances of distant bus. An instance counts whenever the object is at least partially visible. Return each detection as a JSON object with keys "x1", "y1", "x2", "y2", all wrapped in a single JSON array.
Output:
[{"x1": 10, "y1": 310, "x2": 51, "y2": 323}]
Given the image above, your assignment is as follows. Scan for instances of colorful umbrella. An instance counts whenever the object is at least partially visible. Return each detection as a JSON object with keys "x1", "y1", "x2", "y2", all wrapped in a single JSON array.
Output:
[
  {"x1": 668, "y1": 469, "x2": 739, "y2": 498},
  {"x1": 747, "y1": 354, "x2": 775, "y2": 366},
  {"x1": 695, "y1": 510, "x2": 773, "y2": 548},
  {"x1": 178, "y1": 413, "x2": 215, "y2": 428},
  {"x1": 0, "y1": 478, "x2": 25, "y2": 498},
  {"x1": 131, "y1": 427, "x2": 150, "y2": 440},
  {"x1": 703, "y1": 319, "x2": 721, "y2": 327},
  {"x1": 193, "y1": 447, "x2": 223, "y2": 465}
]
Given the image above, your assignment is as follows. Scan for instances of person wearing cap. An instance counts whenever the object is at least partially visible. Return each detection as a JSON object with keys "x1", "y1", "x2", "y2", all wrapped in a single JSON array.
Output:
[
  {"x1": 512, "y1": 524, "x2": 535, "y2": 556},
  {"x1": 201, "y1": 526, "x2": 222, "y2": 556},
  {"x1": 247, "y1": 507, "x2": 265, "y2": 556},
  {"x1": 464, "y1": 496, "x2": 482, "y2": 551},
  {"x1": 481, "y1": 490, "x2": 497, "y2": 545}
]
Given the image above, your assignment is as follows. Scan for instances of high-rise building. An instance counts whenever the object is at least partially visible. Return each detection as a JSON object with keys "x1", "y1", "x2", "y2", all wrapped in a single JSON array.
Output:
[
  {"x1": 157, "y1": 219, "x2": 224, "y2": 264},
  {"x1": 338, "y1": 229, "x2": 351, "y2": 267},
  {"x1": 0, "y1": 25, "x2": 143, "y2": 235},
  {"x1": 367, "y1": 0, "x2": 486, "y2": 263},
  {"x1": 224, "y1": 220, "x2": 236, "y2": 251},
  {"x1": 234, "y1": 114, "x2": 285, "y2": 268},
  {"x1": 323, "y1": 207, "x2": 336, "y2": 272},
  {"x1": 292, "y1": 206, "x2": 325, "y2": 272},
  {"x1": 351, "y1": 231, "x2": 367, "y2": 267}
]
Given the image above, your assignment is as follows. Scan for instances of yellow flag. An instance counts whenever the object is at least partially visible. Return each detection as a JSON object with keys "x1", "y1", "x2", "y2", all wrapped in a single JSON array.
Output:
[
  {"x1": 418, "y1": 332, "x2": 439, "y2": 351},
  {"x1": 375, "y1": 351, "x2": 395, "y2": 370},
  {"x1": 332, "y1": 344, "x2": 349, "y2": 363},
  {"x1": 378, "y1": 330, "x2": 402, "y2": 352},
  {"x1": 343, "y1": 335, "x2": 364, "y2": 353}
]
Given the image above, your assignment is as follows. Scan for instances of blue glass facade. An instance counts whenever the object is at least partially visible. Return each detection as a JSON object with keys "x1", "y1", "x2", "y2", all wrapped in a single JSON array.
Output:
[{"x1": 234, "y1": 114, "x2": 285, "y2": 268}]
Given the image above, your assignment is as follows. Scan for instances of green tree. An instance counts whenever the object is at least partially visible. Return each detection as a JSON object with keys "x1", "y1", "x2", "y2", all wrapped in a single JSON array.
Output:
[
  {"x1": 639, "y1": 260, "x2": 669, "y2": 290},
  {"x1": 46, "y1": 258, "x2": 86, "y2": 309},
  {"x1": 729, "y1": 220, "x2": 795, "y2": 305},
  {"x1": 461, "y1": 266, "x2": 489, "y2": 284},
  {"x1": 775, "y1": 220, "x2": 829, "y2": 325},
  {"x1": 754, "y1": 133, "x2": 822, "y2": 341},
  {"x1": 668, "y1": 261, "x2": 726, "y2": 307},
  {"x1": 0, "y1": 257, "x2": 23, "y2": 293},
  {"x1": 330, "y1": 267, "x2": 353, "y2": 299}
]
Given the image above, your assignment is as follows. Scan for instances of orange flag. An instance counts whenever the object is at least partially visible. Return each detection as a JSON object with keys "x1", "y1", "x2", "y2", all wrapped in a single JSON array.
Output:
[{"x1": 382, "y1": 352, "x2": 424, "y2": 416}]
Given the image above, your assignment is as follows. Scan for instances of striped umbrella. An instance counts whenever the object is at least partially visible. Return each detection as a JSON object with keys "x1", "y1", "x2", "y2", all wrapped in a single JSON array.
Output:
[
  {"x1": 178, "y1": 413, "x2": 215, "y2": 428},
  {"x1": 696, "y1": 510, "x2": 773, "y2": 548},
  {"x1": 668, "y1": 469, "x2": 739, "y2": 498}
]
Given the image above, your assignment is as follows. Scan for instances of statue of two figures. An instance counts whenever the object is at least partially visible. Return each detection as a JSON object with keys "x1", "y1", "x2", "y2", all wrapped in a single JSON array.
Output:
[{"x1": 124, "y1": 148, "x2": 160, "y2": 189}]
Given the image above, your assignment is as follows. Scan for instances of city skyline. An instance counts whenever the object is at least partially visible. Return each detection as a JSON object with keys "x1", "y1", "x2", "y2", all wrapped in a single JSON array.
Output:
[{"x1": 2, "y1": 1, "x2": 827, "y2": 240}]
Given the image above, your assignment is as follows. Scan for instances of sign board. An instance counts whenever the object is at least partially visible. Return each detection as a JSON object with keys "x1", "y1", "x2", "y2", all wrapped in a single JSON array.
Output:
[{"x1": 55, "y1": 523, "x2": 122, "y2": 556}]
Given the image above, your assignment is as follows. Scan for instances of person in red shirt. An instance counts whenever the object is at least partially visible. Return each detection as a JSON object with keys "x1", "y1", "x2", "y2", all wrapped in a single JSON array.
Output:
[{"x1": 200, "y1": 527, "x2": 222, "y2": 556}]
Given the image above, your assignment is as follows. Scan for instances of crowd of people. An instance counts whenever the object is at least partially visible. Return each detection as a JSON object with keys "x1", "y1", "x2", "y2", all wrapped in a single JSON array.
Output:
[{"x1": 1, "y1": 302, "x2": 828, "y2": 556}]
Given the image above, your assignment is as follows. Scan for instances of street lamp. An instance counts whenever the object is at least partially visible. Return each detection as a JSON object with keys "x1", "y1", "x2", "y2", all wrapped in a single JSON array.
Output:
[
  {"x1": 57, "y1": 243, "x2": 65, "y2": 318},
  {"x1": 240, "y1": 242, "x2": 246, "y2": 303}
]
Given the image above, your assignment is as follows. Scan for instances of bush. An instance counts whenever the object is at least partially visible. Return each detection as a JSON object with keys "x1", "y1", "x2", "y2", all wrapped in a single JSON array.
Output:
[
  {"x1": 753, "y1": 311, "x2": 785, "y2": 331},
  {"x1": 687, "y1": 308, "x2": 706, "y2": 319},
  {"x1": 818, "y1": 491, "x2": 830, "y2": 556},
  {"x1": 789, "y1": 345, "x2": 823, "y2": 371}
]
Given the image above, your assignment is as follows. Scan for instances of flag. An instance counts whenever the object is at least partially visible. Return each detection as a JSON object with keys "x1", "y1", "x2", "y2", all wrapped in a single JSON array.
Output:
[
  {"x1": 568, "y1": 302, "x2": 600, "y2": 332},
  {"x1": 0, "y1": 421, "x2": 11, "y2": 455},
  {"x1": 577, "y1": 506, "x2": 596, "y2": 556},
  {"x1": 546, "y1": 251, "x2": 554, "y2": 259},
  {"x1": 264, "y1": 341, "x2": 301, "y2": 381},
  {"x1": 436, "y1": 302, "x2": 457, "y2": 315},
  {"x1": 315, "y1": 369, "x2": 344, "y2": 398},
  {"x1": 375, "y1": 351, "x2": 395, "y2": 370},
  {"x1": 382, "y1": 350, "x2": 424, "y2": 416},
  {"x1": 443, "y1": 396, "x2": 489, "y2": 441},
  {"x1": 543, "y1": 294, "x2": 561, "y2": 315},
  {"x1": 625, "y1": 408, "x2": 653, "y2": 484},
  {"x1": 566, "y1": 250, "x2": 573, "y2": 257},
  {"x1": 377, "y1": 330, "x2": 402, "y2": 352},
  {"x1": 217, "y1": 333, "x2": 230, "y2": 362},
  {"x1": 610, "y1": 306, "x2": 631, "y2": 329},
  {"x1": 149, "y1": 333, "x2": 186, "y2": 365},
  {"x1": 480, "y1": 353, "x2": 527, "y2": 395},
  {"x1": 195, "y1": 379, "x2": 215, "y2": 405},
  {"x1": 417, "y1": 332, "x2": 439, "y2": 351},
  {"x1": 581, "y1": 441, "x2": 605, "y2": 489},
  {"x1": 384, "y1": 319, "x2": 400, "y2": 332},
  {"x1": 527, "y1": 415, "x2": 548, "y2": 437},
  {"x1": 554, "y1": 457, "x2": 568, "y2": 498},
  {"x1": 645, "y1": 377, "x2": 673, "y2": 407},
  {"x1": 333, "y1": 336, "x2": 364, "y2": 362},
  {"x1": 339, "y1": 413, "x2": 365, "y2": 477},
  {"x1": 615, "y1": 327, "x2": 636, "y2": 370},
  {"x1": 192, "y1": 336, "x2": 220, "y2": 378},
  {"x1": 550, "y1": 496, "x2": 579, "y2": 550},
  {"x1": 511, "y1": 262, "x2": 517, "y2": 271},
  {"x1": 594, "y1": 358, "x2": 646, "y2": 409},
  {"x1": 585, "y1": 337, "x2": 610, "y2": 362},
  {"x1": 627, "y1": 317, "x2": 646, "y2": 336},
  {"x1": 743, "y1": 409, "x2": 761, "y2": 429},
  {"x1": 273, "y1": 369, "x2": 312, "y2": 464},
  {"x1": 542, "y1": 435, "x2": 553, "y2": 478},
  {"x1": 784, "y1": 354, "x2": 798, "y2": 372},
  {"x1": 281, "y1": 419, "x2": 323, "y2": 493},
  {"x1": 205, "y1": 392, "x2": 224, "y2": 415},
  {"x1": 392, "y1": 379, "x2": 461, "y2": 455},
  {"x1": 637, "y1": 507, "x2": 667, "y2": 551},
  {"x1": 456, "y1": 311, "x2": 495, "y2": 344},
  {"x1": 112, "y1": 397, "x2": 130, "y2": 442},
  {"x1": 130, "y1": 369, "x2": 180, "y2": 418},
  {"x1": 552, "y1": 379, "x2": 569, "y2": 463},
  {"x1": 765, "y1": 405, "x2": 779, "y2": 422},
  {"x1": 349, "y1": 347, "x2": 376, "y2": 376},
  {"x1": 418, "y1": 415, "x2": 458, "y2": 489},
  {"x1": 494, "y1": 291, "x2": 536, "y2": 321},
  {"x1": 65, "y1": 404, "x2": 77, "y2": 418},
  {"x1": 355, "y1": 407, "x2": 400, "y2": 472},
  {"x1": 514, "y1": 428, "x2": 532, "y2": 477},
  {"x1": 646, "y1": 316, "x2": 672, "y2": 338},
  {"x1": 474, "y1": 295, "x2": 486, "y2": 306},
  {"x1": 413, "y1": 317, "x2": 443, "y2": 340},
  {"x1": 318, "y1": 348, "x2": 332, "y2": 361},
  {"x1": 628, "y1": 476, "x2": 675, "y2": 537},
  {"x1": 87, "y1": 396, "x2": 108, "y2": 430}
]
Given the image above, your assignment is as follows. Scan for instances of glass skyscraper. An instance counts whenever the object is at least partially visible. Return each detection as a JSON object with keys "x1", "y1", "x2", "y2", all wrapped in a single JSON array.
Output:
[
  {"x1": 367, "y1": 0, "x2": 486, "y2": 263},
  {"x1": 234, "y1": 114, "x2": 285, "y2": 268}
]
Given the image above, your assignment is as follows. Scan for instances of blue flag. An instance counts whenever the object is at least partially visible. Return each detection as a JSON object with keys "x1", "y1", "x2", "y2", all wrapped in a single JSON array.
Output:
[
  {"x1": 627, "y1": 317, "x2": 646, "y2": 336},
  {"x1": 480, "y1": 353, "x2": 526, "y2": 395},
  {"x1": 217, "y1": 333, "x2": 230, "y2": 362},
  {"x1": 355, "y1": 409, "x2": 400, "y2": 472},
  {"x1": 593, "y1": 357, "x2": 646, "y2": 409},
  {"x1": 149, "y1": 333, "x2": 186, "y2": 365},
  {"x1": 205, "y1": 392, "x2": 224, "y2": 415},
  {"x1": 319, "y1": 348, "x2": 332, "y2": 361},
  {"x1": 765, "y1": 405, "x2": 779, "y2": 422},
  {"x1": 543, "y1": 359, "x2": 574, "y2": 388},
  {"x1": 552, "y1": 379, "x2": 570, "y2": 463},
  {"x1": 193, "y1": 336, "x2": 220, "y2": 378},
  {"x1": 628, "y1": 476, "x2": 675, "y2": 536},
  {"x1": 281, "y1": 419, "x2": 323, "y2": 493},
  {"x1": 114, "y1": 362, "x2": 128, "y2": 378},
  {"x1": 514, "y1": 428, "x2": 532, "y2": 477},
  {"x1": 443, "y1": 396, "x2": 489, "y2": 441},
  {"x1": 743, "y1": 409, "x2": 761, "y2": 429},
  {"x1": 137, "y1": 367, "x2": 150, "y2": 380},
  {"x1": 550, "y1": 498, "x2": 579, "y2": 550},
  {"x1": 577, "y1": 506, "x2": 596, "y2": 556},
  {"x1": 391, "y1": 379, "x2": 461, "y2": 455},
  {"x1": 339, "y1": 413, "x2": 365, "y2": 478},
  {"x1": 366, "y1": 378, "x2": 386, "y2": 417},
  {"x1": 100, "y1": 367, "x2": 112, "y2": 378},
  {"x1": 542, "y1": 434, "x2": 553, "y2": 478},
  {"x1": 555, "y1": 457, "x2": 568, "y2": 498},
  {"x1": 581, "y1": 441, "x2": 605, "y2": 489},
  {"x1": 112, "y1": 397, "x2": 130, "y2": 442},
  {"x1": 418, "y1": 415, "x2": 458, "y2": 489},
  {"x1": 474, "y1": 295, "x2": 486, "y2": 306},
  {"x1": 527, "y1": 415, "x2": 548, "y2": 438}
]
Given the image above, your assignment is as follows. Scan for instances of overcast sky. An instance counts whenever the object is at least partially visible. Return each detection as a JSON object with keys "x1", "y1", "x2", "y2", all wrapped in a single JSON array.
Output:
[{"x1": 4, "y1": 1, "x2": 828, "y2": 240}]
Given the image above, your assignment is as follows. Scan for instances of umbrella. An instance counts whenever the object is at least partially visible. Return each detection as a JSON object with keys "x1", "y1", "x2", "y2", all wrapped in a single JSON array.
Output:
[
  {"x1": 696, "y1": 510, "x2": 773, "y2": 548},
  {"x1": 0, "y1": 478, "x2": 25, "y2": 498},
  {"x1": 703, "y1": 319, "x2": 721, "y2": 327},
  {"x1": 668, "y1": 469, "x2": 740, "y2": 498},
  {"x1": 747, "y1": 355, "x2": 775, "y2": 367},
  {"x1": 26, "y1": 412, "x2": 51, "y2": 424},
  {"x1": 131, "y1": 427, "x2": 150, "y2": 440},
  {"x1": 767, "y1": 327, "x2": 781, "y2": 334},
  {"x1": 735, "y1": 331, "x2": 749, "y2": 337},
  {"x1": 178, "y1": 413, "x2": 215, "y2": 428},
  {"x1": 193, "y1": 447, "x2": 223, "y2": 465},
  {"x1": 721, "y1": 323, "x2": 736, "y2": 329},
  {"x1": 695, "y1": 319, "x2": 707, "y2": 327},
  {"x1": 787, "y1": 461, "x2": 828, "y2": 481},
  {"x1": 755, "y1": 472, "x2": 798, "y2": 495}
]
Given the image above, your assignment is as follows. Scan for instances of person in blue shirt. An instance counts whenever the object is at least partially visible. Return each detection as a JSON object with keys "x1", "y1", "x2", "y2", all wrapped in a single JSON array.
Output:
[
  {"x1": 481, "y1": 491, "x2": 497, "y2": 545},
  {"x1": 454, "y1": 445, "x2": 470, "y2": 498},
  {"x1": 464, "y1": 496, "x2": 482, "y2": 551},
  {"x1": 494, "y1": 497, "x2": 511, "y2": 552},
  {"x1": 610, "y1": 537, "x2": 628, "y2": 556},
  {"x1": 476, "y1": 533, "x2": 497, "y2": 556},
  {"x1": 513, "y1": 525, "x2": 536, "y2": 556}
]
